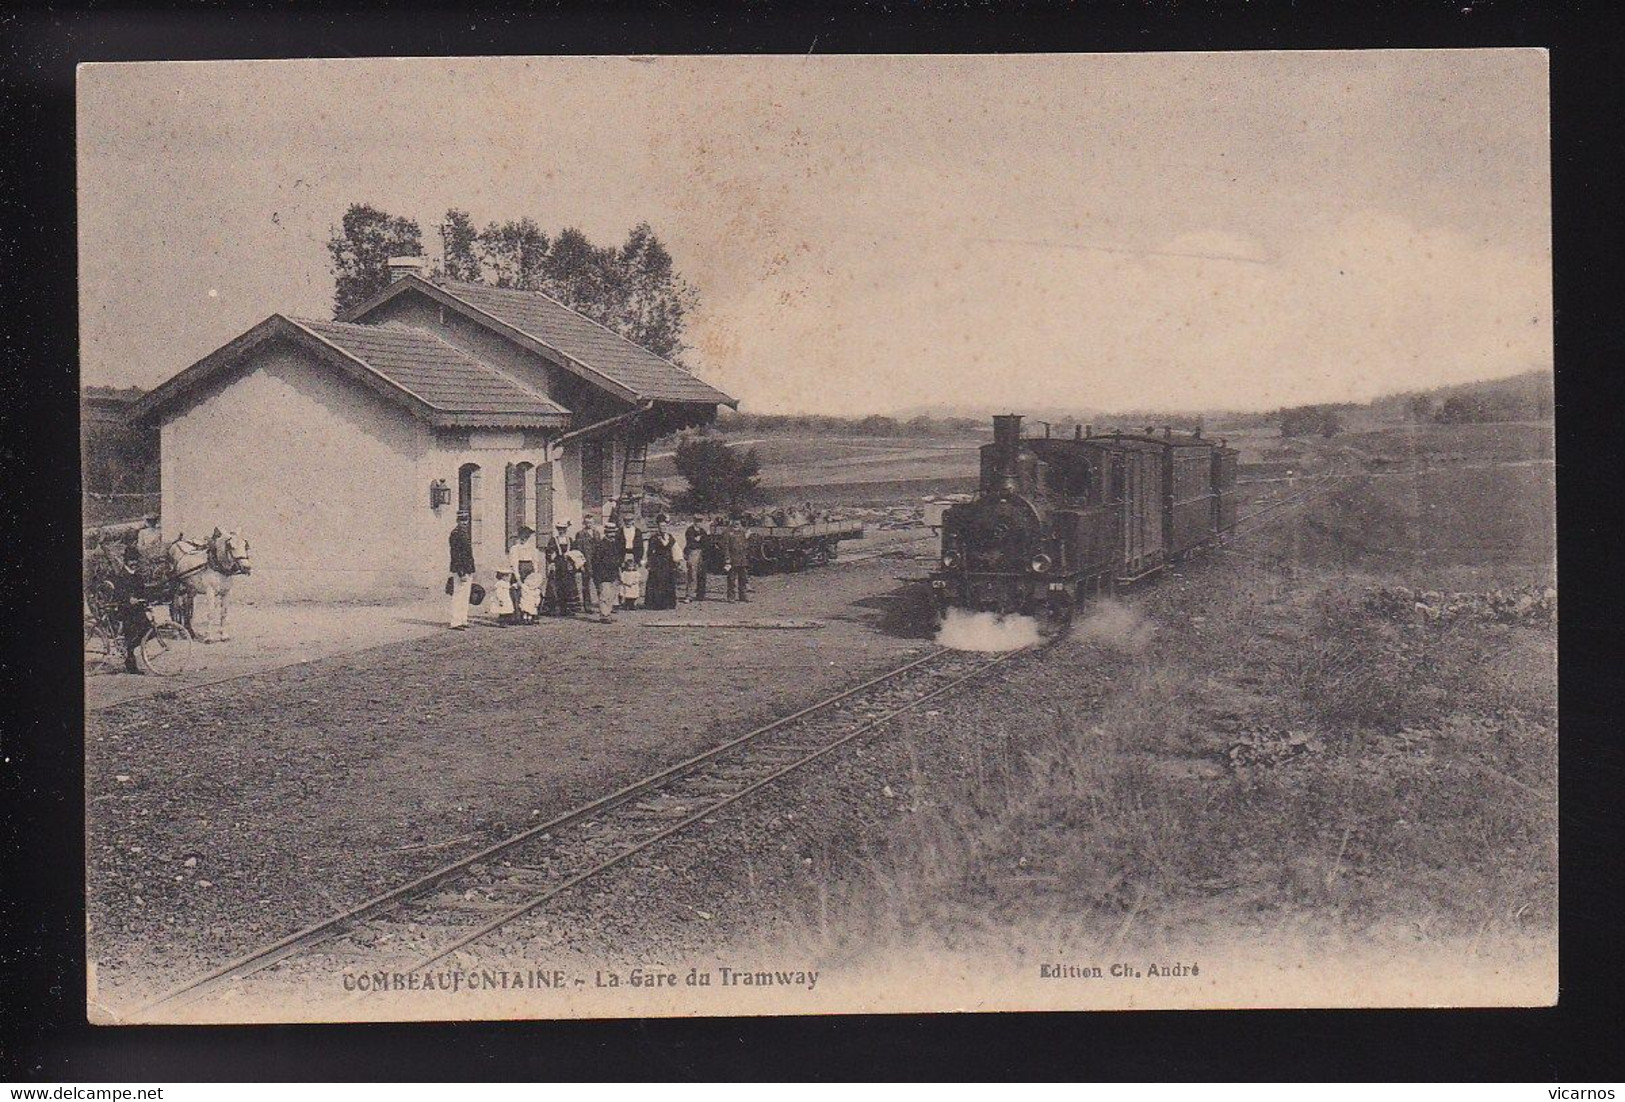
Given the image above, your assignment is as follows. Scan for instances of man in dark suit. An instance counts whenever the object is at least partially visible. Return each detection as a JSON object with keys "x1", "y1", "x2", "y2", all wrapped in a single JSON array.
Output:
[
  {"x1": 724, "y1": 517, "x2": 751, "y2": 602},
  {"x1": 580, "y1": 513, "x2": 615, "y2": 622},
  {"x1": 682, "y1": 516, "x2": 709, "y2": 602},
  {"x1": 605, "y1": 508, "x2": 646, "y2": 610},
  {"x1": 448, "y1": 524, "x2": 476, "y2": 629}
]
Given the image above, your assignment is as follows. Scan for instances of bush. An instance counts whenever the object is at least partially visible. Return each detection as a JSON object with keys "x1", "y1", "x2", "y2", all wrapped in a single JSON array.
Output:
[{"x1": 672, "y1": 435, "x2": 766, "y2": 512}]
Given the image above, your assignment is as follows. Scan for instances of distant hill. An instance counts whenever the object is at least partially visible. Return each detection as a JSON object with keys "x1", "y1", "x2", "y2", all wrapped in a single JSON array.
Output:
[
  {"x1": 1371, "y1": 369, "x2": 1554, "y2": 423},
  {"x1": 888, "y1": 369, "x2": 1554, "y2": 429}
]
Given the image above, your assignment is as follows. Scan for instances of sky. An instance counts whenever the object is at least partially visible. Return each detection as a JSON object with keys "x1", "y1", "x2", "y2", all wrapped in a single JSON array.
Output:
[{"x1": 78, "y1": 51, "x2": 1550, "y2": 416}]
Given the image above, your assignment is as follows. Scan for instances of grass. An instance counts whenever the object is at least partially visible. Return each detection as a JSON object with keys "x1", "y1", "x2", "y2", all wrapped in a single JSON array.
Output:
[{"x1": 789, "y1": 453, "x2": 1557, "y2": 967}]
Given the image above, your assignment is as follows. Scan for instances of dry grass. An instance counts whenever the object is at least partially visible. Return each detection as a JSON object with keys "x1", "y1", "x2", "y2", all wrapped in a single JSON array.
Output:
[{"x1": 792, "y1": 466, "x2": 1557, "y2": 963}]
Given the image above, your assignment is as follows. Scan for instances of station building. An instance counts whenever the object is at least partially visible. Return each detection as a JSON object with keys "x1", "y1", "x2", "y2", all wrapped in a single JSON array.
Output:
[{"x1": 130, "y1": 258, "x2": 735, "y2": 601}]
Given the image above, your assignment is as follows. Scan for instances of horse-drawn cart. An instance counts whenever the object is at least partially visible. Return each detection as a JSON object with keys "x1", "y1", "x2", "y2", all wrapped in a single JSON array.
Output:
[{"x1": 82, "y1": 546, "x2": 197, "y2": 676}]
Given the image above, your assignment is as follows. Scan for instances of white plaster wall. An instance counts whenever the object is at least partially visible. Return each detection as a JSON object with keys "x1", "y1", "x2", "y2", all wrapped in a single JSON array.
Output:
[{"x1": 160, "y1": 344, "x2": 433, "y2": 602}]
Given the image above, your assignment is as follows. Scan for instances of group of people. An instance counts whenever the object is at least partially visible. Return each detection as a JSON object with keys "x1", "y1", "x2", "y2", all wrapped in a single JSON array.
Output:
[{"x1": 447, "y1": 509, "x2": 755, "y2": 630}]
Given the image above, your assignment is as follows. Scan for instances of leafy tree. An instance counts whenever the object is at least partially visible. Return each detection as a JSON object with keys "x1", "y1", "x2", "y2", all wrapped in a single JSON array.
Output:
[
  {"x1": 327, "y1": 204, "x2": 423, "y2": 316},
  {"x1": 438, "y1": 209, "x2": 482, "y2": 282},
  {"x1": 1407, "y1": 394, "x2": 1435, "y2": 423},
  {"x1": 613, "y1": 222, "x2": 698, "y2": 362},
  {"x1": 331, "y1": 204, "x2": 698, "y2": 363},
  {"x1": 477, "y1": 217, "x2": 549, "y2": 290},
  {"x1": 673, "y1": 436, "x2": 765, "y2": 512},
  {"x1": 543, "y1": 226, "x2": 616, "y2": 319}
]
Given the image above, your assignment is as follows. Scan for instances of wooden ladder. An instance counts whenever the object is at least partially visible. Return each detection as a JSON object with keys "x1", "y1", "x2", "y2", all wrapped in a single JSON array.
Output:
[{"x1": 618, "y1": 438, "x2": 649, "y2": 521}]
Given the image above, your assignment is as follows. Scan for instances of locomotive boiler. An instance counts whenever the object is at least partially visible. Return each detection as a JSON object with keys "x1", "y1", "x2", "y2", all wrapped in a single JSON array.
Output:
[{"x1": 930, "y1": 414, "x2": 1237, "y2": 629}]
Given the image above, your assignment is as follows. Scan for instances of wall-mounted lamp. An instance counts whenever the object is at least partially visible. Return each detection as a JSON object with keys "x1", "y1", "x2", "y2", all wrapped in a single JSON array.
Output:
[{"x1": 430, "y1": 479, "x2": 452, "y2": 509}]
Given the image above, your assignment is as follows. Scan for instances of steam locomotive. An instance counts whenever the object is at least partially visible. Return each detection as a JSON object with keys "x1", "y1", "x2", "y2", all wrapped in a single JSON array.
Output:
[{"x1": 930, "y1": 414, "x2": 1238, "y2": 628}]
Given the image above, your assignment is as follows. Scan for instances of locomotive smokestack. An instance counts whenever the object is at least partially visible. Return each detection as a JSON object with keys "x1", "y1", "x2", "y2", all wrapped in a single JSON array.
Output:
[
  {"x1": 991, "y1": 414, "x2": 1023, "y2": 492},
  {"x1": 992, "y1": 414, "x2": 1023, "y2": 452}
]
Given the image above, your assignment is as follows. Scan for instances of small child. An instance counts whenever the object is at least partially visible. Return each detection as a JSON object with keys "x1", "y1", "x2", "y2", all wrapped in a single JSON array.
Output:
[
  {"x1": 490, "y1": 570, "x2": 517, "y2": 625},
  {"x1": 516, "y1": 562, "x2": 544, "y2": 624},
  {"x1": 618, "y1": 554, "x2": 641, "y2": 610}
]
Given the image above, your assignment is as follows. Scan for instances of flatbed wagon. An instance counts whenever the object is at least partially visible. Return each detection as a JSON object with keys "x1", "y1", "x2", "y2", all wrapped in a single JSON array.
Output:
[{"x1": 744, "y1": 519, "x2": 866, "y2": 574}]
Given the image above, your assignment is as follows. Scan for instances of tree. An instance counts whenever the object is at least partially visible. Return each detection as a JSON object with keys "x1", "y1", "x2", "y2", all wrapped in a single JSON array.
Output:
[
  {"x1": 1407, "y1": 394, "x2": 1435, "y2": 423},
  {"x1": 477, "y1": 218, "x2": 549, "y2": 290},
  {"x1": 327, "y1": 204, "x2": 423, "y2": 316},
  {"x1": 613, "y1": 222, "x2": 698, "y2": 362},
  {"x1": 329, "y1": 204, "x2": 699, "y2": 364},
  {"x1": 438, "y1": 209, "x2": 482, "y2": 282},
  {"x1": 673, "y1": 437, "x2": 764, "y2": 512},
  {"x1": 543, "y1": 225, "x2": 616, "y2": 320}
]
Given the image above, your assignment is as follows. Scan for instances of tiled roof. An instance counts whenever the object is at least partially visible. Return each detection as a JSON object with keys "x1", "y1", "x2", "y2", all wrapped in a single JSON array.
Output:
[
  {"x1": 426, "y1": 279, "x2": 736, "y2": 406},
  {"x1": 130, "y1": 314, "x2": 571, "y2": 429},
  {"x1": 290, "y1": 318, "x2": 568, "y2": 419}
]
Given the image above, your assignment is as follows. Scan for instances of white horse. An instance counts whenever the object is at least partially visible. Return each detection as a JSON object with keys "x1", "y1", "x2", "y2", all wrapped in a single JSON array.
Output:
[{"x1": 167, "y1": 529, "x2": 252, "y2": 642}]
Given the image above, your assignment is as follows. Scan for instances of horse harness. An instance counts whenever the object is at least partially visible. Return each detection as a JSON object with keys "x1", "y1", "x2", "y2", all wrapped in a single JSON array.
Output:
[{"x1": 170, "y1": 534, "x2": 247, "y2": 582}]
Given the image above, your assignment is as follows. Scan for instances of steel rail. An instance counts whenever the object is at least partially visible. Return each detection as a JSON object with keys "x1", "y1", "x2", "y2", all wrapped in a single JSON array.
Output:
[
  {"x1": 373, "y1": 644, "x2": 1030, "y2": 984},
  {"x1": 128, "y1": 644, "x2": 967, "y2": 1018}
]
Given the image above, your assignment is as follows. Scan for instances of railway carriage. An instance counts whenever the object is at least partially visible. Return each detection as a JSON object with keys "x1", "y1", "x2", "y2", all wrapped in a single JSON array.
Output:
[{"x1": 930, "y1": 414, "x2": 1237, "y2": 628}]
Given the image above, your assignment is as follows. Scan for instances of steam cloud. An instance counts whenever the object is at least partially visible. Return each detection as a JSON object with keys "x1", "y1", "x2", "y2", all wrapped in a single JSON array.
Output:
[
  {"x1": 1074, "y1": 599, "x2": 1156, "y2": 653},
  {"x1": 936, "y1": 608, "x2": 1041, "y2": 652}
]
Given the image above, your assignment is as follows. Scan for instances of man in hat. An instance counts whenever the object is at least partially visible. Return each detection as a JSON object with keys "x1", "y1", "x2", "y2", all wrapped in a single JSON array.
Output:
[
  {"x1": 605, "y1": 508, "x2": 645, "y2": 610},
  {"x1": 135, "y1": 513, "x2": 163, "y2": 552},
  {"x1": 448, "y1": 523, "x2": 476, "y2": 629},
  {"x1": 682, "y1": 515, "x2": 710, "y2": 602},
  {"x1": 723, "y1": 516, "x2": 752, "y2": 603},
  {"x1": 582, "y1": 513, "x2": 616, "y2": 623},
  {"x1": 106, "y1": 538, "x2": 153, "y2": 673}
]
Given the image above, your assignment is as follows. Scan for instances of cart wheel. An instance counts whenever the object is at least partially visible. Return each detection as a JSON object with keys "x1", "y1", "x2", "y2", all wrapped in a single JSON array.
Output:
[
  {"x1": 85, "y1": 617, "x2": 115, "y2": 671},
  {"x1": 139, "y1": 621, "x2": 196, "y2": 676}
]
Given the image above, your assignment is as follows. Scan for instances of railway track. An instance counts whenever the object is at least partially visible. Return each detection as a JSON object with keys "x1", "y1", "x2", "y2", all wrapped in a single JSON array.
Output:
[
  {"x1": 1225, "y1": 455, "x2": 1353, "y2": 539},
  {"x1": 129, "y1": 641, "x2": 1036, "y2": 1020}
]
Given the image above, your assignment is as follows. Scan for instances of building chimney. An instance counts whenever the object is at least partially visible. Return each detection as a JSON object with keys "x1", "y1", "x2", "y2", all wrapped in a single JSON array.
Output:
[
  {"x1": 387, "y1": 255, "x2": 427, "y2": 282},
  {"x1": 1085, "y1": 424, "x2": 1093, "y2": 437},
  {"x1": 1074, "y1": 425, "x2": 1083, "y2": 440}
]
